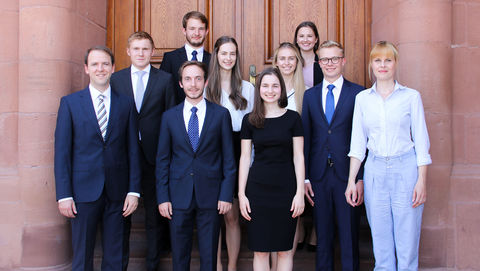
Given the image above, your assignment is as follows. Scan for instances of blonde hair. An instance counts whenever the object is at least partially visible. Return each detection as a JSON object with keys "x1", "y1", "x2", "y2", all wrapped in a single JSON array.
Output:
[
  {"x1": 319, "y1": 40, "x2": 344, "y2": 56},
  {"x1": 368, "y1": 41, "x2": 399, "y2": 81},
  {"x1": 272, "y1": 42, "x2": 306, "y2": 113}
]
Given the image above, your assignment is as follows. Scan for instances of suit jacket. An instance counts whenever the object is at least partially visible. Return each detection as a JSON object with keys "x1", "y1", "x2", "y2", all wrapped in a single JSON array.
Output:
[
  {"x1": 54, "y1": 87, "x2": 141, "y2": 202},
  {"x1": 111, "y1": 66, "x2": 176, "y2": 165},
  {"x1": 160, "y1": 47, "x2": 211, "y2": 104},
  {"x1": 302, "y1": 79, "x2": 364, "y2": 182},
  {"x1": 313, "y1": 54, "x2": 324, "y2": 86},
  {"x1": 156, "y1": 100, "x2": 236, "y2": 209}
]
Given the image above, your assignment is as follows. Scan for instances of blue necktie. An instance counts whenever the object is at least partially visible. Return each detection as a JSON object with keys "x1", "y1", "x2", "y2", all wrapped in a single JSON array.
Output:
[
  {"x1": 325, "y1": 84, "x2": 335, "y2": 124},
  {"x1": 188, "y1": 106, "x2": 199, "y2": 151},
  {"x1": 191, "y1": 50, "x2": 198, "y2": 61}
]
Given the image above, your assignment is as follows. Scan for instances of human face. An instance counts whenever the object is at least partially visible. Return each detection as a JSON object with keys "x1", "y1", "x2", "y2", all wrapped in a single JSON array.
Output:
[
  {"x1": 217, "y1": 42, "x2": 237, "y2": 71},
  {"x1": 259, "y1": 74, "x2": 282, "y2": 104},
  {"x1": 296, "y1": 27, "x2": 318, "y2": 52},
  {"x1": 276, "y1": 47, "x2": 297, "y2": 77},
  {"x1": 84, "y1": 50, "x2": 114, "y2": 91},
  {"x1": 371, "y1": 55, "x2": 396, "y2": 81},
  {"x1": 318, "y1": 47, "x2": 345, "y2": 82},
  {"x1": 183, "y1": 18, "x2": 208, "y2": 48},
  {"x1": 127, "y1": 38, "x2": 154, "y2": 70},
  {"x1": 180, "y1": 65, "x2": 205, "y2": 104}
]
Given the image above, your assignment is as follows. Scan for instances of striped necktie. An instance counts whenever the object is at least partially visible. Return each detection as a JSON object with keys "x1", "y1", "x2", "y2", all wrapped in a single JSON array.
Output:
[{"x1": 97, "y1": 94, "x2": 107, "y2": 140}]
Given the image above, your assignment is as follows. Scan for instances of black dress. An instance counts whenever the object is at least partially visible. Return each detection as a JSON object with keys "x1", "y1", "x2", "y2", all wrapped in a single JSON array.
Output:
[{"x1": 240, "y1": 110, "x2": 304, "y2": 252}]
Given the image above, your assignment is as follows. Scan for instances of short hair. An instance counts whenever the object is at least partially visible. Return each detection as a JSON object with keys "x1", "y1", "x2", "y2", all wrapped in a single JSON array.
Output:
[
  {"x1": 368, "y1": 41, "x2": 399, "y2": 81},
  {"x1": 84, "y1": 46, "x2": 115, "y2": 65},
  {"x1": 182, "y1": 11, "x2": 208, "y2": 29},
  {"x1": 178, "y1": 61, "x2": 208, "y2": 82},
  {"x1": 318, "y1": 40, "x2": 345, "y2": 56},
  {"x1": 127, "y1": 31, "x2": 155, "y2": 48},
  {"x1": 294, "y1": 21, "x2": 320, "y2": 53}
]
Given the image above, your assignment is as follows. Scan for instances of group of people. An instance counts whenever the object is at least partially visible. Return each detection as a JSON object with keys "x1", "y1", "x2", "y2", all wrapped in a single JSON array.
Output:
[{"x1": 54, "y1": 10, "x2": 431, "y2": 271}]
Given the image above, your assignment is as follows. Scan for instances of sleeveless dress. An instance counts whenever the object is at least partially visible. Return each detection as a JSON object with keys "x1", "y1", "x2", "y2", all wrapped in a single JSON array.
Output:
[{"x1": 240, "y1": 110, "x2": 304, "y2": 251}]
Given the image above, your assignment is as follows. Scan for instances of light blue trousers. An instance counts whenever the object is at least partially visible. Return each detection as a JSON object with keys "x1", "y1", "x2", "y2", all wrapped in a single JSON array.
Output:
[{"x1": 363, "y1": 150, "x2": 424, "y2": 271}]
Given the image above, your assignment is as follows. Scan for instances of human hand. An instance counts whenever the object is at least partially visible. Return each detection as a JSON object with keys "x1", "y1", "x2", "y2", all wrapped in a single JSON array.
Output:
[
  {"x1": 158, "y1": 202, "x2": 173, "y2": 219},
  {"x1": 123, "y1": 194, "x2": 139, "y2": 217},
  {"x1": 291, "y1": 193, "x2": 305, "y2": 218},
  {"x1": 218, "y1": 201, "x2": 232, "y2": 214},
  {"x1": 238, "y1": 194, "x2": 251, "y2": 221},
  {"x1": 345, "y1": 181, "x2": 359, "y2": 207},
  {"x1": 304, "y1": 182, "x2": 314, "y2": 206},
  {"x1": 58, "y1": 199, "x2": 77, "y2": 218}
]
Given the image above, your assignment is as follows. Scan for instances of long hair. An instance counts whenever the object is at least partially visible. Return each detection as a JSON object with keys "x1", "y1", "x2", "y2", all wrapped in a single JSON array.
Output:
[
  {"x1": 272, "y1": 42, "x2": 306, "y2": 113},
  {"x1": 205, "y1": 36, "x2": 247, "y2": 110},
  {"x1": 293, "y1": 21, "x2": 320, "y2": 53},
  {"x1": 249, "y1": 67, "x2": 288, "y2": 128}
]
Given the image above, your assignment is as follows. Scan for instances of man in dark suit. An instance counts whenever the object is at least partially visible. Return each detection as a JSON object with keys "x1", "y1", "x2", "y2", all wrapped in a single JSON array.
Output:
[
  {"x1": 160, "y1": 11, "x2": 211, "y2": 104},
  {"x1": 302, "y1": 40, "x2": 364, "y2": 271},
  {"x1": 110, "y1": 31, "x2": 176, "y2": 271},
  {"x1": 54, "y1": 46, "x2": 141, "y2": 271},
  {"x1": 156, "y1": 61, "x2": 236, "y2": 271}
]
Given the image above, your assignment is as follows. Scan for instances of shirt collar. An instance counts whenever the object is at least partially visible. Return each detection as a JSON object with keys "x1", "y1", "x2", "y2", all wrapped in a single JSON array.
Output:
[
  {"x1": 322, "y1": 75, "x2": 344, "y2": 91},
  {"x1": 184, "y1": 43, "x2": 204, "y2": 58},
  {"x1": 184, "y1": 98, "x2": 206, "y2": 112},
  {"x1": 131, "y1": 64, "x2": 151, "y2": 75},
  {"x1": 368, "y1": 80, "x2": 405, "y2": 94},
  {"x1": 89, "y1": 84, "x2": 111, "y2": 100}
]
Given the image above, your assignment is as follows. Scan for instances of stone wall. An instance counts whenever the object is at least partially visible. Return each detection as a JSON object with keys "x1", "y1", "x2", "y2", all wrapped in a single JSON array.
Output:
[{"x1": 0, "y1": 0, "x2": 107, "y2": 269}]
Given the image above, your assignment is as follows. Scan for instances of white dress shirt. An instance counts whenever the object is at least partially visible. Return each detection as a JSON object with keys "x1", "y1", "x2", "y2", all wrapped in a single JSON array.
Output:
[
  {"x1": 348, "y1": 81, "x2": 432, "y2": 166},
  {"x1": 221, "y1": 80, "x2": 255, "y2": 132},
  {"x1": 130, "y1": 64, "x2": 151, "y2": 105},
  {"x1": 321, "y1": 76, "x2": 344, "y2": 112},
  {"x1": 183, "y1": 98, "x2": 207, "y2": 136},
  {"x1": 185, "y1": 43, "x2": 205, "y2": 62},
  {"x1": 58, "y1": 84, "x2": 139, "y2": 202}
]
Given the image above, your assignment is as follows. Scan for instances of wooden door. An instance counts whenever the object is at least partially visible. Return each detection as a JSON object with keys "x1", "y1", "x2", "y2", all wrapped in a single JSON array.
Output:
[{"x1": 107, "y1": 0, "x2": 371, "y2": 87}]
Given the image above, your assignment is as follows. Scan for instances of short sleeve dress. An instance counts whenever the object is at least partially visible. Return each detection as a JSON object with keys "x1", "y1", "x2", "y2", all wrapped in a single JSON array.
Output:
[{"x1": 240, "y1": 109, "x2": 304, "y2": 252}]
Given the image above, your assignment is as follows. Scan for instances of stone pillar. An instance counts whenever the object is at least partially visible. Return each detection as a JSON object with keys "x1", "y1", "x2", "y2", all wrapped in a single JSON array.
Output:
[
  {"x1": 0, "y1": 0, "x2": 21, "y2": 266},
  {"x1": 450, "y1": 0, "x2": 480, "y2": 270},
  {"x1": 0, "y1": 0, "x2": 106, "y2": 269},
  {"x1": 371, "y1": 0, "x2": 453, "y2": 268}
]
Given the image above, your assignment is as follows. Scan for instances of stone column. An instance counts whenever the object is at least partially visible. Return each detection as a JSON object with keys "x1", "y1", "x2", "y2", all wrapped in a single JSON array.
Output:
[
  {"x1": 0, "y1": 0, "x2": 106, "y2": 269},
  {"x1": 371, "y1": 0, "x2": 453, "y2": 268},
  {"x1": 0, "y1": 0, "x2": 21, "y2": 266},
  {"x1": 450, "y1": 0, "x2": 480, "y2": 270}
]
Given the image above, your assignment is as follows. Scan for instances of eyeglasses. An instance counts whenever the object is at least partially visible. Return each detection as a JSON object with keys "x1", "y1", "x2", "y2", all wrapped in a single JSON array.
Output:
[{"x1": 319, "y1": 56, "x2": 344, "y2": 65}]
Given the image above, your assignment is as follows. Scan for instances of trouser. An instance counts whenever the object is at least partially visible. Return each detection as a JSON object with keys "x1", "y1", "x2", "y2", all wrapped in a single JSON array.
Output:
[{"x1": 363, "y1": 149, "x2": 424, "y2": 271}]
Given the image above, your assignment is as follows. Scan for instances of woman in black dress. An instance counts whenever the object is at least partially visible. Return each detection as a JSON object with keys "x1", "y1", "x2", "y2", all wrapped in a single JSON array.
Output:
[{"x1": 238, "y1": 67, "x2": 305, "y2": 271}]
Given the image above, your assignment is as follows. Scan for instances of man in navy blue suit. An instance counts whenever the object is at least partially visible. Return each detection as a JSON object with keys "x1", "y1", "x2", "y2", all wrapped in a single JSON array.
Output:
[
  {"x1": 111, "y1": 31, "x2": 176, "y2": 271},
  {"x1": 160, "y1": 11, "x2": 211, "y2": 104},
  {"x1": 54, "y1": 46, "x2": 141, "y2": 271},
  {"x1": 302, "y1": 40, "x2": 364, "y2": 271},
  {"x1": 156, "y1": 61, "x2": 236, "y2": 271}
]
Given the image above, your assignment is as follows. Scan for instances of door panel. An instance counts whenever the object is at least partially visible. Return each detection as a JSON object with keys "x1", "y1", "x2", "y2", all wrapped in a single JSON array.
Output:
[{"x1": 108, "y1": 0, "x2": 371, "y2": 86}]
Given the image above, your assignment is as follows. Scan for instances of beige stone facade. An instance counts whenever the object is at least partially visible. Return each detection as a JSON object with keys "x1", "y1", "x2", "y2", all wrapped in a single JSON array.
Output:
[{"x1": 0, "y1": 0, "x2": 479, "y2": 270}]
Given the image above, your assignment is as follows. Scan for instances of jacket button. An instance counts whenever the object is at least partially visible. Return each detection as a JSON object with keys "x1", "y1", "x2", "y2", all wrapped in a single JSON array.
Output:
[
  {"x1": 190, "y1": 173, "x2": 194, "y2": 176},
  {"x1": 328, "y1": 130, "x2": 332, "y2": 134}
]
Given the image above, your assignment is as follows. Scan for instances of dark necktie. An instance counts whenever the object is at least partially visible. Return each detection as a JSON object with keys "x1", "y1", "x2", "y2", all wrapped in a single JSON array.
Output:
[
  {"x1": 188, "y1": 106, "x2": 199, "y2": 151},
  {"x1": 191, "y1": 50, "x2": 198, "y2": 61},
  {"x1": 325, "y1": 84, "x2": 335, "y2": 124}
]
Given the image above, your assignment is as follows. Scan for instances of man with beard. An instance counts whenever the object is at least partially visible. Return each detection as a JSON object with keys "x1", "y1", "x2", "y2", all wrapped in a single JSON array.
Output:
[
  {"x1": 156, "y1": 61, "x2": 236, "y2": 270},
  {"x1": 160, "y1": 11, "x2": 211, "y2": 104}
]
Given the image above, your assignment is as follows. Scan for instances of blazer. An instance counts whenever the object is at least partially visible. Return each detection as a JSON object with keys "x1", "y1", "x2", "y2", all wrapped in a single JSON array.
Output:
[
  {"x1": 54, "y1": 87, "x2": 141, "y2": 202},
  {"x1": 156, "y1": 100, "x2": 236, "y2": 209},
  {"x1": 302, "y1": 79, "x2": 364, "y2": 182},
  {"x1": 160, "y1": 47, "x2": 211, "y2": 104},
  {"x1": 313, "y1": 54, "x2": 324, "y2": 86},
  {"x1": 111, "y1": 66, "x2": 176, "y2": 165}
]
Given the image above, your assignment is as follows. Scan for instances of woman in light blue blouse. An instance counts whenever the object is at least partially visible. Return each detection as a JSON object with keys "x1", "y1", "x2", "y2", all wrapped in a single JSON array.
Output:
[
  {"x1": 205, "y1": 36, "x2": 255, "y2": 271},
  {"x1": 345, "y1": 41, "x2": 431, "y2": 271}
]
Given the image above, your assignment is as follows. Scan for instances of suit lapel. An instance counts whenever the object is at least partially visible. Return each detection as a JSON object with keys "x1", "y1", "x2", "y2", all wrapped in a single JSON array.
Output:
[
  {"x1": 315, "y1": 83, "x2": 329, "y2": 124},
  {"x1": 140, "y1": 66, "x2": 157, "y2": 112},
  {"x1": 104, "y1": 90, "x2": 119, "y2": 142},
  {"x1": 178, "y1": 47, "x2": 188, "y2": 62},
  {"x1": 330, "y1": 80, "x2": 351, "y2": 124},
  {"x1": 80, "y1": 88, "x2": 104, "y2": 140},
  {"x1": 175, "y1": 103, "x2": 194, "y2": 152},
  {"x1": 197, "y1": 101, "x2": 213, "y2": 151}
]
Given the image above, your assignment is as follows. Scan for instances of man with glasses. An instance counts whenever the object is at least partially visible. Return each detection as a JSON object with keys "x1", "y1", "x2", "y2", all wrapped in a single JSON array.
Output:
[{"x1": 301, "y1": 40, "x2": 364, "y2": 271}]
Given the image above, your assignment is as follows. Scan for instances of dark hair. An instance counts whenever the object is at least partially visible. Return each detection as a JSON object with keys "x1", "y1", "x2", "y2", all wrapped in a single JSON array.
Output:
[
  {"x1": 293, "y1": 21, "x2": 320, "y2": 53},
  {"x1": 249, "y1": 67, "x2": 288, "y2": 128},
  {"x1": 205, "y1": 36, "x2": 247, "y2": 110},
  {"x1": 182, "y1": 11, "x2": 208, "y2": 29},
  {"x1": 127, "y1": 31, "x2": 155, "y2": 48},
  {"x1": 178, "y1": 61, "x2": 208, "y2": 82},
  {"x1": 84, "y1": 46, "x2": 115, "y2": 65}
]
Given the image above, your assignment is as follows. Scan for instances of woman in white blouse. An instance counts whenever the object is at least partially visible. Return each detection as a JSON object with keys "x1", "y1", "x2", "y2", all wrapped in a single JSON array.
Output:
[
  {"x1": 205, "y1": 35, "x2": 255, "y2": 271},
  {"x1": 345, "y1": 41, "x2": 431, "y2": 271}
]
